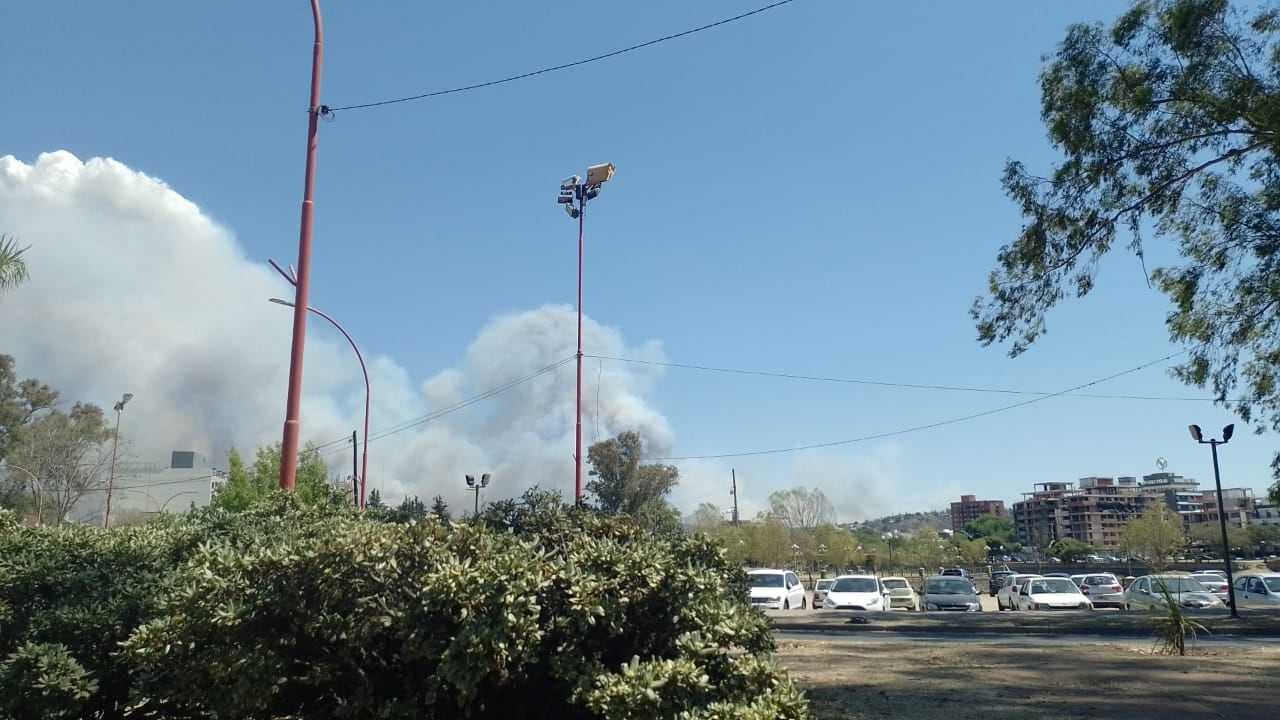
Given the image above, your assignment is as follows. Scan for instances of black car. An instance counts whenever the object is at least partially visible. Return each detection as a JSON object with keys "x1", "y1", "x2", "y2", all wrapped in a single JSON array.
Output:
[
  {"x1": 989, "y1": 570, "x2": 1016, "y2": 596},
  {"x1": 920, "y1": 575, "x2": 983, "y2": 612}
]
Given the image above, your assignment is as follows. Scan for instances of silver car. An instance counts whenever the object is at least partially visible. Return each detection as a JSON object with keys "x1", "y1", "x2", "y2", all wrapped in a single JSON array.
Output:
[
  {"x1": 1071, "y1": 573, "x2": 1125, "y2": 609},
  {"x1": 1190, "y1": 573, "x2": 1231, "y2": 606},
  {"x1": 812, "y1": 578, "x2": 835, "y2": 608},
  {"x1": 1123, "y1": 574, "x2": 1224, "y2": 611}
]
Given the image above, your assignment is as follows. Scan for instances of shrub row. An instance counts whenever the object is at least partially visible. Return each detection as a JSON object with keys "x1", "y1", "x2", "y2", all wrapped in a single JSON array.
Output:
[{"x1": 0, "y1": 491, "x2": 812, "y2": 720}]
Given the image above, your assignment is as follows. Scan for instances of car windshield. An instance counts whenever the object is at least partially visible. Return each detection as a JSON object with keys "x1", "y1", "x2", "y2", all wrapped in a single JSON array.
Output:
[
  {"x1": 832, "y1": 578, "x2": 878, "y2": 593},
  {"x1": 1192, "y1": 575, "x2": 1223, "y2": 584},
  {"x1": 750, "y1": 574, "x2": 785, "y2": 588},
  {"x1": 882, "y1": 578, "x2": 909, "y2": 589},
  {"x1": 1083, "y1": 575, "x2": 1116, "y2": 585},
  {"x1": 1028, "y1": 578, "x2": 1078, "y2": 594},
  {"x1": 815, "y1": 580, "x2": 834, "y2": 590},
  {"x1": 1151, "y1": 577, "x2": 1210, "y2": 594},
  {"x1": 925, "y1": 579, "x2": 973, "y2": 595},
  {"x1": 1265, "y1": 578, "x2": 1280, "y2": 593}
]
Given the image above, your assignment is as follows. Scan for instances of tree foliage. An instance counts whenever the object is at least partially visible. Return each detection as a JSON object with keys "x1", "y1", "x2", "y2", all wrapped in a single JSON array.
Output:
[
  {"x1": 207, "y1": 441, "x2": 345, "y2": 513},
  {"x1": 4, "y1": 402, "x2": 113, "y2": 525},
  {"x1": 0, "y1": 355, "x2": 58, "y2": 462},
  {"x1": 964, "y1": 513, "x2": 1019, "y2": 554},
  {"x1": 585, "y1": 431, "x2": 681, "y2": 531},
  {"x1": 972, "y1": 0, "x2": 1280, "y2": 485},
  {"x1": 1122, "y1": 498, "x2": 1187, "y2": 570},
  {"x1": 1187, "y1": 520, "x2": 1249, "y2": 553},
  {"x1": 1049, "y1": 537, "x2": 1095, "y2": 562},
  {"x1": 761, "y1": 487, "x2": 836, "y2": 530}
]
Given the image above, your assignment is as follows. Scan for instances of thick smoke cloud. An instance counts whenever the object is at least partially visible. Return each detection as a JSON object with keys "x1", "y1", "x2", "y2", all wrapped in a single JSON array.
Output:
[{"x1": 0, "y1": 151, "x2": 917, "y2": 518}]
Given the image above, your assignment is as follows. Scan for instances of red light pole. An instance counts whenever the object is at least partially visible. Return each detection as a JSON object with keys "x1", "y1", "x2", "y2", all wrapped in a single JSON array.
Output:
[
  {"x1": 278, "y1": 0, "x2": 327, "y2": 492},
  {"x1": 556, "y1": 163, "x2": 615, "y2": 505},
  {"x1": 270, "y1": 297, "x2": 370, "y2": 508}
]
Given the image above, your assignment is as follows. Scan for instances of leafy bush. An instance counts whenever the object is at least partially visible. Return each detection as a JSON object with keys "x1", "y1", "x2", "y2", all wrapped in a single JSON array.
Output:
[
  {"x1": 0, "y1": 514, "x2": 195, "y2": 719},
  {"x1": 123, "y1": 491, "x2": 810, "y2": 719},
  {"x1": 0, "y1": 641, "x2": 98, "y2": 720}
]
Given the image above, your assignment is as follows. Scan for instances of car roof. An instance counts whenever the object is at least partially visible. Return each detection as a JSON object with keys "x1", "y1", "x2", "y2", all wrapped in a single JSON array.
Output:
[
  {"x1": 923, "y1": 575, "x2": 971, "y2": 581},
  {"x1": 747, "y1": 569, "x2": 788, "y2": 574},
  {"x1": 833, "y1": 574, "x2": 878, "y2": 580},
  {"x1": 880, "y1": 576, "x2": 908, "y2": 581}
]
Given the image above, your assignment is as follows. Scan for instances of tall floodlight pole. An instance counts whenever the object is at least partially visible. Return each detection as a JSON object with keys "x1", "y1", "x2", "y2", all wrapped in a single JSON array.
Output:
[
  {"x1": 104, "y1": 392, "x2": 134, "y2": 529},
  {"x1": 556, "y1": 163, "x2": 616, "y2": 505},
  {"x1": 466, "y1": 473, "x2": 491, "y2": 517},
  {"x1": 278, "y1": 0, "x2": 326, "y2": 492},
  {"x1": 1188, "y1": 423, "x2": 1240, "y2": 618},
  {"x1": 270, "y1": 297, "x2": 369, "y2": 507}
]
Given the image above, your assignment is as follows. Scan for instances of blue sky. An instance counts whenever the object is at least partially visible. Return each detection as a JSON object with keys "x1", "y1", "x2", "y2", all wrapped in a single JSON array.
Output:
[{"x1": 2, "y1": 1, "x2": 1271, "y2": 516}]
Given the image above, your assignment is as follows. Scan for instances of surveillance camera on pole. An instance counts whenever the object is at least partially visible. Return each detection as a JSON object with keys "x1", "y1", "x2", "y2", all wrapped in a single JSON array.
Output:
[{"x1": 554, "y1": 162, "x2": 616, "y2": 507}]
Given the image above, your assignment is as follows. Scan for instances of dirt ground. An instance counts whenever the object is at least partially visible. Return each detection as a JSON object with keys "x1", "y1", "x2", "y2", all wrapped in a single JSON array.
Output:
[{"x1": 776, "y1": 637, "x2": 1280, "y2": 720}]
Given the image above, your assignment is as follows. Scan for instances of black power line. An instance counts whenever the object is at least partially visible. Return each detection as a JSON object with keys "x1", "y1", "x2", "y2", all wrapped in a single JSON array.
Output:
[
  {"x1": 326, "y1": 0, "x2": 802, "y2": 113},
  {"x1": 646, "y1": 351, "x2": 1191, "y2": 461},
  {"x1": 314, "y1": 356, "x2": 575, "y2": 457},
  {"x1": 585, "y1": 354, "x2": 1215, "y2": 402}
]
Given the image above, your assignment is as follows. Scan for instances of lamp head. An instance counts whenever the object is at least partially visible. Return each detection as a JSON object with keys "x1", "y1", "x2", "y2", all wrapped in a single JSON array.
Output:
[
  {"x1": 1222, "y1": 423, "x2": 1235, "y2": 442},
  {"x1": 1188, "y1": 424, "x2": 1204, "y2": 443},
  {"x1": 122, "y1": 393, "x2": 134, "y2": 405},
  {"x1": 586, "y1": 162, "x2": 615, "y2": 185},
  {"x1": 465, "y1": 474, "x2": 475, "y2": 488},
  {"x1": 269, "y1": 297, "x2": 295, "y2": 308},
  {"x1": 481, "y1": 473, "x2": 491, "y2": 488}
]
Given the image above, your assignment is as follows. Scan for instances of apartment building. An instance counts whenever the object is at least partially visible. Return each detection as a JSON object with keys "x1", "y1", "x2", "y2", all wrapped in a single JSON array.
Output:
[
  {"x1": 1012, "y1": 482, "x2": 1071, "y2": 552},
  {"x1": 1187, "y1": 487, "x2": 1257, "y2": 528},
  {"x1": 949, "y1": 494, "x2": 1006, "y2": 532},
  {"x1": 1254, "y1": 502, "x2": 1280, "y2": 527},
  {"x1": 1139, "y1": 472, "x2": 1202, "y2": 521},
  {"x1": 1060, "y1": 477, "x2": 1147, "y2": 552},
  {"x1": 1012, "y1": 477, "x2": 1148, "y2": 554}
]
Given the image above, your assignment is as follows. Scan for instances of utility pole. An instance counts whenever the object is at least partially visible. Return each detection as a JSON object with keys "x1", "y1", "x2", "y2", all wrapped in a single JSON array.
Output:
[{"x1": 730, "y1": 468, "x2": 741, "y2": 527}]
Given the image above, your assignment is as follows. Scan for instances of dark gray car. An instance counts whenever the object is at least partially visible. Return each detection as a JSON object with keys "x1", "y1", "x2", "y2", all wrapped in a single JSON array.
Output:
[{"x1": 921, "y1": 575, "x2": 982, "y2": 612}]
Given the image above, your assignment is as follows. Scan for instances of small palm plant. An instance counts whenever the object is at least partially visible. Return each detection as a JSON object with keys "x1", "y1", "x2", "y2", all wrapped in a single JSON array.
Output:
[
  {"x1": 1151, "y1": 581, "x2": 1209, "y2": 656},
  {"x1": 0, "y1": 234, "x2": 30, "y2": 296}
]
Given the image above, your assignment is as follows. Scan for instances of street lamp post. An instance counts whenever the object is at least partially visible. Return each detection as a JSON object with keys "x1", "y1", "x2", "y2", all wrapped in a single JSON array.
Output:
[
  {"x1": 269, "y1": 297, "x2": 370, "y2": 507},
  {"x1": 465, "y1": 473, "x2": 491, "y2": 517},
  {"x1": 277, "y1": 0, "x2": 327, "y2": 494},
  {"x1": 556, "y1": 163, "x2": 616, "y2": 506},
  {"x1": 104, "y1": 392, "x2": 134, "y2": 529},
  {"x1": 1189, "y1": 423, "x2": 1240, "y2": 618}
]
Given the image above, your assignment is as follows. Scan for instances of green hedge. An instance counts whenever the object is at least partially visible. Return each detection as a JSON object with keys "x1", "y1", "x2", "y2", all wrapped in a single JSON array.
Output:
[{"x1": 0, "y1": 493, "x2": 812, "y2": 719}]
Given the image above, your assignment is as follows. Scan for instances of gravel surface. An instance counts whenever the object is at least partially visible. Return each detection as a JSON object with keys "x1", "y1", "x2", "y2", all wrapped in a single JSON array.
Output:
[{"x1": 776, "y1": 637, "x2": 1280, "y2": 720}]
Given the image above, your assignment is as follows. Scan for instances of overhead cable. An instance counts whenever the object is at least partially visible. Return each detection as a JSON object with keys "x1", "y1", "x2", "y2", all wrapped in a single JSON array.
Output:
[
  {"x1": 646, "y1": 351, "x2": 1192, "y2": 461},
  {"x1": 325, "y1": 0, "x2": 802, "y2": 112}
]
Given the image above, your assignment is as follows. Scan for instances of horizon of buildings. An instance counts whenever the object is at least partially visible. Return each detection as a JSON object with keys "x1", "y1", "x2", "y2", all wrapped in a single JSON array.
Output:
[{"x1": 949, "y1": 471, "x2": 1277, "y2": 555}]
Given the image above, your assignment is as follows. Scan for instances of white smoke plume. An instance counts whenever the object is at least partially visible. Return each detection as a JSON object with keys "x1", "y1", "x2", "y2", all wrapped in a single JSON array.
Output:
[
  {"x1": 0, "y1": 151, "x2": 678, "y2": 511},
  {"x1": 0, "y1": 151, "x2": 920, "y2": 519}
]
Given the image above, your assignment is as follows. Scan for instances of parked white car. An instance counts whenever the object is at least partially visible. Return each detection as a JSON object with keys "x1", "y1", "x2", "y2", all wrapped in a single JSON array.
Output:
[
  {"x1": 1231, "y1": 573, "x2": 1280, "y2": 608},
  {"x1": 1015, "y1": 576, "x2": 1093, "y2": 611},
  {"x1": 821, "y1": 574, "x2": 891, "y2": 611},
  {"x1": 880, "y1": 576, "x2": 919, "y2": 611},
  {"x1": 996, "y1": 573, "x2": 1042, "y2": 611},
  {"x1": 1123, "y1": 574, "x2": 1224, "y2": 611},
  {"x1": 747, "y1": 569, "x2": 807, "y2": 610}
]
